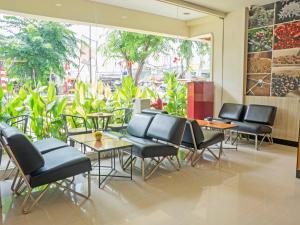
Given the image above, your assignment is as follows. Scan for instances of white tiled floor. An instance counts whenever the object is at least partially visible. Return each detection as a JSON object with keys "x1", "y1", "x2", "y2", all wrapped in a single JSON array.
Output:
[{"x1": 1, "y1": 143, "x2": 299, "y2": 225}]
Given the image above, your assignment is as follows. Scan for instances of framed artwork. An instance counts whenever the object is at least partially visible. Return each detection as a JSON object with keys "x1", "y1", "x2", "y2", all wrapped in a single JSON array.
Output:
[
  {"x1": 273, "y1": 48, "x2": 300, "y2": 66},
  {"x1": 246, "y1": 0, "x2": 300, "y2": 97},
  {"x1": 274, "y1": 21, "x2": 300, "y2": 50},
  {"x1": 271, "y1": 67, "x2": 300, "y2": 97},
  {"x1": 275, "y1": 0, "x2": 300, "y2": 24},
  {"x1": 247, "y1": 52, "x2": 272, "y2": 73},
  {"x1": 248, "y1": 27, "x2": 273, "y2": 53},
  {"x1": 248, "y1": 3, "x2": 275, "y2": 29},
  {"x1": 246, "y1": 74, "x2": 271, "y2": 96}
]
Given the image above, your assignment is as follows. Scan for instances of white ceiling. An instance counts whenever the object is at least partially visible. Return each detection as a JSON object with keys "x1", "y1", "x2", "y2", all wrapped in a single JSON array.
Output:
[
  {"x1": 186, "y1": 0, "x2": 278, "y2": 13},
  {"x1": 91, "y1": 0, "x2": 278, "y2": 20},
  {"x1": 91, "y1": 0, "x2": 208, "y2": 20}
]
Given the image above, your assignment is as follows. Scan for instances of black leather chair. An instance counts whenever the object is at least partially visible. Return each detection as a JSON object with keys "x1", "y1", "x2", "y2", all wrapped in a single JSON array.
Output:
[
  {"x1": 1, "y1": 126, "x2": 92, "y2": 214},
  {"x1": 181, "y1": 120, "x2": 224, "y2": 165},
  {"x1": 118, "y1": 113, "x2": 186, "y2": 180},
  {"x1": 141, "y1": 108, "x2": 168, "y2": 115},
  {"x1": 0, "y1": 123, "x2": 69, "y2": 180},
  {"x1": 231, "y1": 104, "x2": 277, "y2": 150},
  {"x1": 212, "y1": 103, "x2": 245, "y2": 124}
]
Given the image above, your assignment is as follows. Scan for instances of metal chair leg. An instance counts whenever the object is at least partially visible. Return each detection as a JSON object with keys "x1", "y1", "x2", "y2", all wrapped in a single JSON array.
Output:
[
  {"x1": 167, "y1": 156, "x2": 180, "y2": 171},
  {"x1": 176, "y1": 155, "x2": 181, "y2": 168},
  {"x1": 141, "y1": 159, "x2": 145, "y2": 180},
  {"x1": 144, "y1": 157, "x2": 166, "y2": 180},
  {"x1": 255, "y1": 135, "x2": 258, "y2": 150},
  {"x1": 22, "y1": 185, "x2": 49, "y2": 214}
]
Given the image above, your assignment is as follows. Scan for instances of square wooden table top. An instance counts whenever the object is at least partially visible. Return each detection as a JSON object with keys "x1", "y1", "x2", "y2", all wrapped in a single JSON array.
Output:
[{"x1": 196, "y1": 119, "x2": 238, "y2": 130}]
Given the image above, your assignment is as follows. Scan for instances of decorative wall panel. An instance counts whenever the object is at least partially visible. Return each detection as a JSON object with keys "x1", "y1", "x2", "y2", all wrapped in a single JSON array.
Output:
[{"x1": 246, "y1": 0, "x2": 300, "y2": 97}]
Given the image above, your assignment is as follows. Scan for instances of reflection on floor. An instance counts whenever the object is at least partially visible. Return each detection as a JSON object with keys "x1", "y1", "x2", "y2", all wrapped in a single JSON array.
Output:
[{"x1": 1, "y1": 143, "x2": 300, "y2": 225}]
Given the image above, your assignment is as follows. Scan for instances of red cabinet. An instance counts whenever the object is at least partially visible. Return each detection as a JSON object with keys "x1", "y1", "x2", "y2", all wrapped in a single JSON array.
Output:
[{"x1": 187, "y1": 81, "x2": 214, "y2": 120}]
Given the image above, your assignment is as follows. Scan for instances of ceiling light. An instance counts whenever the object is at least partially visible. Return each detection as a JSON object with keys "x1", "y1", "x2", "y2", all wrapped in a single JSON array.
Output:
[{"x1": 55, "y1": 3, "x2": 62, "y2": 7}]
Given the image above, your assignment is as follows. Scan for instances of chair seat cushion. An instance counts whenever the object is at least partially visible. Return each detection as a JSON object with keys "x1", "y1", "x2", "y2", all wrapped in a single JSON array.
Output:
[
  {"x1": 198, "y1": 130, "x2": 224, "y2": 149},
  {"x1": 33, "y1": 138, "x2": 68, "y2": 154},
  {"x1": 68, "y1": 128, "x2": 93, "y2": 136},
  {"x1": 121, "y1": 135, "x2": 177, "y2": 158},
  {"x1": 29, "y1": 147, "x2": 91, "y2": 188},
  {"x1": 232, "y1": 121, "x2": 272, "y2": 134}
]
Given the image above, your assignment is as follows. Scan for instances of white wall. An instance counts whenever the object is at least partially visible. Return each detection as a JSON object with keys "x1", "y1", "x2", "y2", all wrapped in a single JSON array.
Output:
[
  {"x1": 188, "y1": 16, "x2": 224, "y2": 116},
  {"x1": 222, "y1": 9, "x2": 247, "y2": 104}
]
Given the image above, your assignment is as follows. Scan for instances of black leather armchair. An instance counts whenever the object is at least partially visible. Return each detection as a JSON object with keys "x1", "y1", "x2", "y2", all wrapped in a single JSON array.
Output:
[
  {"x1": 141, "y1": 108, "x2": 168, "y2": 115},
  {"x1": 231, "y1": 104, "x2": 277, "y2": 150},
  {"x1": 118, "y1": 113, "x2": 186, "y2": 180},
  {"x1": 212, "y1": 103, "x2": 245, "y2": 124},
  {"x1": 181, "y1": 120, "x2": 224, "y2": 165},
  {"x1": 1, "y1": 126, "x2": 92, "y2": 214}
]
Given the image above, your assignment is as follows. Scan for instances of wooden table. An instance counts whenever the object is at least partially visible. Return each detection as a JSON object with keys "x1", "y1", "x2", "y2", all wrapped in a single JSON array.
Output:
[
  {"x1": 196, "y1": 119, "x2": 239, "y2": 150},
  {"x1": 87, "y1": 113, "x2": 113, "y2": 131},
  {"x1": 196, "y1": 120, "x2": 238, "y2": 130}
]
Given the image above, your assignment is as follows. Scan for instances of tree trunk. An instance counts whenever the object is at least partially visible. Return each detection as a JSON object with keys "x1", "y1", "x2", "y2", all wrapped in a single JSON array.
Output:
[
  {"x1": 134, "y1": 62, "x2": 145, "y2": 85},
  {"x1": 126, "y1": 63, "x2": 133, "y2": 79},
  {"x1": 32, "y1": 69, "x2": 37, "y2": 88}
]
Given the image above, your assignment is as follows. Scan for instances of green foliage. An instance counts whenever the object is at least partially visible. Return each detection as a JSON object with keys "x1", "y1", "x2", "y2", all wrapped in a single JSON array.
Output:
[
  {"x1": 103, "y1": 31, "x2": 166, "y2": 83},
  {"x1": 0, "y1": 16, "x2": 78, "y2": 85},
  {"x1": 162, "y1": 72, "x2": 187, "y2": 116},
  {"x1": 66, "y1": 81, "x2": 107, "y2": 128},
  {"x1": 27, "y1": 82, "x2": 67, "y2": 140},
  {"x1": 176, "y1": 39, "x2": 210, "y2": 77},
  {"x1": 109, "y1": 76, "x2": 147, "y2": 109}
]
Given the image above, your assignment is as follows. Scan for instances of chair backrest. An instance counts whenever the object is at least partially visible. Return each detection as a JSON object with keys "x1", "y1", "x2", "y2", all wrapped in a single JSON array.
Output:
[
  {"x1": 6, "y1": 115, "x2": 29, "y2": 134},
  {"x1": 243, "y1": 104, "x2": 277, "y2": 126},
  {"x1": 146, "y1": 114, "x2": 186, "y2": 146},
  {"x1": 127, "y1": 113, "x2": 154, "y2": 138},
  {"x1": 124, "y1": 108, "x2": 134, "y2": 123},
  {"x1": 219, "y1": 103, "x2": 245, "y2": 121},
  {"x1": 181, "y1": 120, "x2": 204, "y2": 148},
  {"x1": 2, "y1": 127, "x2": 44, "y2": 175},
  {"x1": 0, "y1": 122, "x2": 11, "y2": 135},
  {"x1": 142, "y1": 109, "x2": 168, "y2": 115},
  {"x1": 61, "y1": 114, "x2": 87, "y2": 134}
]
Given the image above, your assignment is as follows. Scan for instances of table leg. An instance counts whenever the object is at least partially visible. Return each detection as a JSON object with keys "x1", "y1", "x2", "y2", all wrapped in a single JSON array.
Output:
[
  {"x1": 104, "y1": 117, "x2": 110, "y2": 131},
  {"x1": 98, "y1": 152, "x2": 101, "y2": 188},
  {"x1": 130, "y1": 147, "x2": 133, "y2": 180},
  {"x1": 113, "y1": 149, "x2": 116, "y2": 170}
]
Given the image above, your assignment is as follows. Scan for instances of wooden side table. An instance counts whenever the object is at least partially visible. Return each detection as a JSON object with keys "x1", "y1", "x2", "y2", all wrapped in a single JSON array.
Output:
[{"x1": 297, "y1": 136, "x2": 300, "y2": 178}]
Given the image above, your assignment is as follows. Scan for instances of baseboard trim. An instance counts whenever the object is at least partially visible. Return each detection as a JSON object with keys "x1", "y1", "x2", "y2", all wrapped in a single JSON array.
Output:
[
  {"x1": 273, "y1": 138, "x2": 298, "y2": 147},
  {"x1": 247, "y1": 135, "x2": 298, "y2": 147}
]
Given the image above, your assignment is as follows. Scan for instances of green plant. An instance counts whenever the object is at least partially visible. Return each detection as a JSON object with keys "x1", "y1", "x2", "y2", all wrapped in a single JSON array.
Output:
[
  {"x1": 0, "y1": 16, "x2": 78, "y2": 86},
  {"x1": 66, "y1": 81, "x2": 106, "y2": 128},
  {"x1": 109, "y1": 76, "x2": 147, "y2": 109},
  {"x1": 162, "y1": 72, "x2": 187, "y2": 116},
  {"x1": 28, "y1": 82, "x2": 67, "y2": 140}
]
